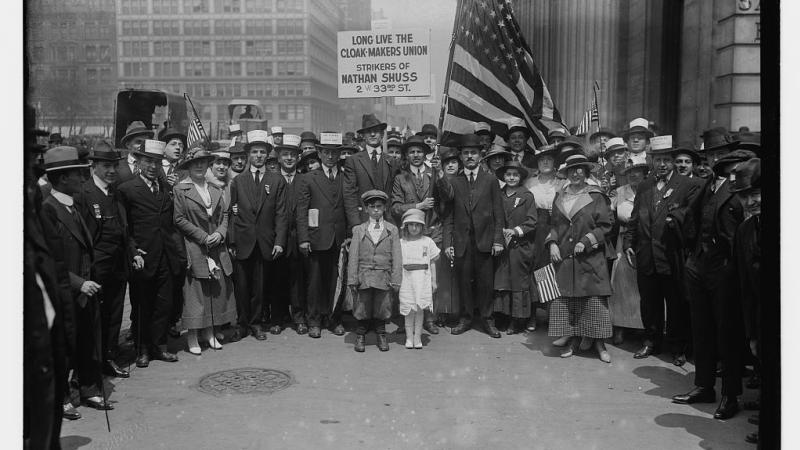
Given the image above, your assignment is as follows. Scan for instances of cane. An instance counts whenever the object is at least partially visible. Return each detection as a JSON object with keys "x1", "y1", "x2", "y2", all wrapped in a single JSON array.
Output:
[
  {"x1": 93, "y1": 292, "x2": 111, "y2": 432},
  {"x1": 208, "y1": 251, "x2": 218, "y2": 351}
]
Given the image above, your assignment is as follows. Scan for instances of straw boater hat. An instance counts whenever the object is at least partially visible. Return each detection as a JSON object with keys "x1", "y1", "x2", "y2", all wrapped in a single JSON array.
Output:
[
  {"x1": 623, "y1": 152, "x2": 650, "y2": 175},
  {"x1": 647, "y1": 135, "x2": 675, "y2": 156},
  {"x1": 495, "y1": 159, "x2": 529, "y2": 180},
  {"x1": 211, "y1": 150, "x2": 232, "y2": 164},
  {"x1": 133, "y1": 139, "x2": 168, "y2": 160},
  {"x1": 270, "y1": 126, "x2": 284, "y2": 137},
  {"x1": 176, "y1": 147, "x2": 216, "y2": 170},
  {"x1": 88, "y1": 140, "x2": 124, "y2": 161},
  {"x1": 401, "y1": 135, "x2": 433, "y2": 154},
  {"x1": 532, "y1": 144, "x2": 559, "y2": 165},
  {"x1": 244, "y1": 130, "x2": 272, "y2": 151},
  {"x1": 357, "y1": 113, "x2": 388, "y2": 134},
  {"x1": 42, "y1": 146, "x2": 91, "y2": 172},
  {"x1": 317, "y1": 131, "x2": 343, "y2": 152},
  {"x1": 401, "y1": 208, "x2": 426, "y2": 227},
  {"x1": 120, "y1": 121, "x2": 154, "y2": 147},
  {"x1": 589, "y1": 127, "x2": 616, "y2": 141},
  {"x1": 557, "y1": 153, "x2": 599, "y2": 177},
  {"x1": 474, "y1": 122, "x2": 494, "y2": 138},
  {"x1": 711, "y1": 149, "x2": 757, "y2": 176},
  {"x1": 506, "y1": 117, "x2": 530, "y2": 137},
  {"x1": 361, "y1": 189, "x2": 388, "y2": 204},
  {"x1": 622, "y1": 118, "x2": 654, "y2": 140},
  {"x1": 275, "y1": 134, "x2": 302, "y2": 154},
  {"x1": 728, "y1": 158, "x2": 761, "y2": 193},
  {"x1": 700, "y1": 127, "x2": 739, "y2": 152},
  {"x1": 602, "y1": 137, "x2": 627, "y2": 157}
]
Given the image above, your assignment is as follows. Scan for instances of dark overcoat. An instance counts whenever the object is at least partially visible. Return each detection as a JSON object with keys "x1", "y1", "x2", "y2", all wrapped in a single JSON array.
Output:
[
  {"x1": 343, "y1": 149, "x2": 399, "y2": 227},
  {"x1": 173, "y1": 180, "x2": 233, "y2": 278},
  {"x1": 227, "y1": 170, "x2": 288, "y2": 261},
  {"x1": 390, "y1": 166, "x2": 449, "y2": 244},
  {"x1": 296, "y1": 168, "x2": 348, "y2": 251},
  {"x1": 494, "y1": 187, "x2": 537, "y2": 292},
  {"x1": 734, "y1": 215, "x2": 761, "y2": 340},
  {"x1": 442, "y1": 169, "x2": 505, "y2": 257}
]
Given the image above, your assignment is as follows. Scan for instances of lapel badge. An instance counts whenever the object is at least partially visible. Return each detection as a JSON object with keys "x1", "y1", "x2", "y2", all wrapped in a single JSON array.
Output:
[
  {"x1": 264, "y1": 185, "x2": 271, "y2": 195},
  {"x1": 514, "y1": 197, "x2": 521, "y2": 208},
  {"x1": 232, "y1": 203, "x2": 239, "y2": 216},
  {"x1": 663, "y1": 188, "x2": 674, "y2": 199},
  {"x1": 92, "y1": 204, "x2": 101, "y2": 219}
]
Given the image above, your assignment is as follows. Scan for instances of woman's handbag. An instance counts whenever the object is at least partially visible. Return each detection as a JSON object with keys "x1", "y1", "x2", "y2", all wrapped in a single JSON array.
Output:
[{"x1": 533, "y1": 263, "x2": 561, "y2": 303}]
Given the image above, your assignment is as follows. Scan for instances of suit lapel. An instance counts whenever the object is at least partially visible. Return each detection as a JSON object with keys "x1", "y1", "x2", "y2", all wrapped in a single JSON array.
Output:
[
  {"x1": 313, "y1": 170, "x2": 335, "y2": 205},
  {"x1": 52, "y1": 198, "x2": 89, "y2": 247},
  {"x1": 358, "y1": 153, "x2": 377, "y2": 186},
  {"x1": 654, "y1": 173, "x2": 681, "y2": 217}
]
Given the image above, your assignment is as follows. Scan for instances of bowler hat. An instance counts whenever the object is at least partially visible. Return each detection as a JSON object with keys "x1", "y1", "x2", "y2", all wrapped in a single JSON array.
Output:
[
  {"x1": 42, "y1": 146, "x2": 91, "y2": 172},
  {"x1": 401, "y1": 135, "x2": 433, "y2": 154},
  {"x1": 361, "y1": 189, "x2": 388, "y2": 204},
  {"x1": 88, "y1": 140, "x2": 123, "y2": 161},
  {"x1": 416, "y1": 123, "x2": 438, "y2": 138},
  {"x1": 556, "y1": 135, "x2": 585, "y2": 162},
  {"x1": 300, "y1": 131, "x2": 318, "y2": 145},
  {"x1": 357, "y1": 114, "x2": 388, "y2": 134},
  {"x1": 495, "y1": 160, "x2": 529, "y2": 180},
  {"x1": 672, "y1": 147, "x2": 702, "y2": 165},
  {"x1": 622, "y1": 118, "x2": 654, "y2": 140},
  {"x1": 589, "y1": 127, "x2": 616, "y2": 141},
  {"x1": 176, "y1": 148, "x2": 215, "y2": 171},
  {"x1": 401, "y1": 208, "x2": 426, "y2": 226},
  {"x1": 458, "y1": 133, "x2": 484, "y2": 150},
  {"x1": 121, "y1": 121, "x2": 154, "y2": 147},
  {"x1": 557, "y1": 154, "x2": 598, "y2": 177},
  {"x1": 700, "y1": 128, "x2": 739, "y2": 152},
  {"x1": 228, "y1": 136, "x2": 246, "y2": 155},
  {"x1": 244, "y1": 130, "x2": 273, "y2": 151},
  {"x1": 133, "y1": 139, "x2": 168, "y2": 160},
  {"x1": 711, "y1": 149, "x2": 757, "y2": 176},
  {"x1": 729, "y1": 158, "x2": 761, "y2": 193}
]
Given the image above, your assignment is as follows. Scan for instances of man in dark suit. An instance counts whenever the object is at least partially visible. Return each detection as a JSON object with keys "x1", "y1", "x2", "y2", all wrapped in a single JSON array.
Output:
[
  {"x1": 118, "y1": 140, "x2": 182, "y2": 367},
  {"x1": 273, "y1": 134, "x2": 307, "y2": 334},
  {"x1": 40, "y1": 146, "x2": 113, "y2": 414},
  {"x1": 343, "y1": 114, "x2": 399, "y2": 228},
  {"x1": 623, "y1": 137, "x2": 700, "y2": 365},
  {"x1": 228, "y1": 130, "x2": 288, "y2": 341},
  {"x1": 117, "y1": 120, "x2": 154, "y2": 184},
  {"x1": 74, "y1": 142, "x2": 131, "y2": 379},
  {"x1": 297, "y1": 138, "x2": 350, "y2": 338},
  {"x1": 672, "y1": 130, "x2": 756, "y2": 420},
  {"x1": 442, "y1": 134, "x2": 505, "y2": 337},
  {"x1": 391, "y1": 134, "x2": 450, "y2": 334}
]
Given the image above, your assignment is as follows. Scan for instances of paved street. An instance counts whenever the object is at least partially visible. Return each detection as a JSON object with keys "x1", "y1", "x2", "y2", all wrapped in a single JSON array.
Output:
[{"x1": 60, "y1": 307, "x2": 758, "y2": 450}]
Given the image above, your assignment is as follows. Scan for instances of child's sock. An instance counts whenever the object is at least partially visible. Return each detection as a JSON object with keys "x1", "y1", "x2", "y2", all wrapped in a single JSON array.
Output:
[
  {"x1": 404, "y1": 313, "x2": 414, "y2": 348},
  {"x1": 413, "y1": 309, "x2": 424, "y2": 348}
]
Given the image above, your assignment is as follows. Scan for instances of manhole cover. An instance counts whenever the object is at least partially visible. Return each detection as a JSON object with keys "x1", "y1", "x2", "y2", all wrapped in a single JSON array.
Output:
[{"x1": 196, "y1": 368, "x2": 295, "y2": 396}]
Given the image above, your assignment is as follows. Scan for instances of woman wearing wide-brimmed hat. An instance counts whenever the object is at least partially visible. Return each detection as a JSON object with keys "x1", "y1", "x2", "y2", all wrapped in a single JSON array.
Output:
[
  {"x1": 545, "y1": 154, "x2": 614, "y2": 363},
  {"x1": 173, "y1": 148, "x2": 237, "y2": 354}
]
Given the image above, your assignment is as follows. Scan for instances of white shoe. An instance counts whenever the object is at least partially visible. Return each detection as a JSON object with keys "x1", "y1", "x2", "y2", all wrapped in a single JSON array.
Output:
[
  {"x1": 187, "y1": 330, "x2": 201, "y2": 355},
  {"x1": 405, "y1": 339, "x2": 413, "y2": 349},
  {"x1": 203, "y1": 328, "x2": 222, "y2": 350}
]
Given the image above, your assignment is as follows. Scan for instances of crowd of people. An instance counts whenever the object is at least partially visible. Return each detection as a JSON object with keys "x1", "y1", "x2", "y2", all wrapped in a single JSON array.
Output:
[{"x1": 24, "y1": 107, "x2": 764, "y2": 447}]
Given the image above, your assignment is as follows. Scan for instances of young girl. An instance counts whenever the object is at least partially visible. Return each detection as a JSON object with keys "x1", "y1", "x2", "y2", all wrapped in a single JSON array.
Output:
[{"x1": 399, "y1": 209, "x2": 440, "y2": 349}]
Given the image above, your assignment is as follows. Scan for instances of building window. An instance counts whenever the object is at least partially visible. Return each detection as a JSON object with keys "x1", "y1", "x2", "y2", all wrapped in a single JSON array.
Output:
[
  {"x1": 154, "y1": 62, "x2": 181, "y2": 77},
  {"x1": 184, "y1": 20, "x2": 211, "y2": 35},
  {"x1": 100, "y1": 68, "x2": 112, "y2": 82},
  {"x1": 216, "y1": 83, "x2": 242, "y2": 97},
  {"x1": 245, "y1": 19, "x2": 272, "y2": 34},
  {"x1": 185, "y1": 40, "x2": 211, "y2": 56},
  {"x1": 121, "y1": 20, "x2": 148, "y2": 36},
  {"x1": 276, "y1": 19, "x2": 304, "y2": 34},
  {"x1": 276, "y1": 0, "x2": 303, "y2": 12},
  {"x1": 215, "y1": 19, "x2": 241, "y2": 35},
  {"x1": 122, "y1": 41, "x2": 148, "y2": 57},
  {"x1": 245, "y1": 0, "x2": 270, "y2": 12},
  {"x1": 215, "y1": 0, "x2": 241, "y2": 13},
  {"x1": 215, "y1": 41, "x2": 241, "y2": 56},
  {"x1": 121, "y1": 0, "x2": 148, "y2": 14},
  {"x1": 154, "y1": 41, "x2": 181, "y2": 57},
  {"x1": 99, "y1": 45, "x2": 112, "y2": 62},
  {"x1": 245, "y1": 40, "x2": 273, "y2": 56},
  {"x1": 124, "y1": 62, "x2": 149, "y2": 77},
  {"x1": 185, "y1": 62, "x2": 211, "y2": 77},
  {"x1": 153, "y1": 20, "x2": 180, "y2": 36},
  {"x1": 277, "y1": 61, "x2": 304, "y2": 76},
  {"x1": 246, "y1": 83, "x2": 272, "y2": 97},
  {"x1": 153, "y1": 0, "x2": 180, "y2": 14},
  {"x1": 246, "y1": 61, "x2": 272, "y2": 77},
  {"x1": 215, "y1": 61, "x2": 241, "y2": 77},
  {"x1": 86, "y1": 68, "x2": 98, "y2": 83},
  {"x1": 184, "y1": 0, "x2": 209, "y2": 13},
  {"x1": 276, "y1": 39, "x2": 304, "y2": 55},
  {"x1": 278, "y1": 104, "x2": 304, "y2": 121}
]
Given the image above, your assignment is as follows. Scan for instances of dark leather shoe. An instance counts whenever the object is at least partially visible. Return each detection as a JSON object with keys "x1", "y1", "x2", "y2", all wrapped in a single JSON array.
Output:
[
  {"x1": 82, "y1": 397, "x2": 114, "y2": 411},
  {"x1": 748, "y1": 414, "x2": 759, "y2": 425},
  {"x1": 672, "y1": 386, "x2": 716, "y2": 404},
  {"x1": 296, "y1": 323, "x2": 308, "y2": 335},
  {"x1": 672, "y1": 353, "x2": 687, "y2": 367},
  {"x1": 451, "y1": 321, "x2": 470, "y2": 335},
  {"x1": 485, "y1": 320, "x2": 501, "y2": 338},
  {"x1": 745, "y1": 432, "x2": 758, "y2": 444},
  {"x1": 151, "y1": 349, "x2": 179, "y2": 363},
  {"x1": 229, "y1": 326, "x2": 246, "y2": 342},
  {"x1": 713, "y1": 396, "x2": 739, "y2": 420},
  {"x1": 308, "y1": 326, "x2": 321, "y2": 339},
  {"x1": 135, "y1": 352, "x2": 150, "y2": 368},
  {"x1": 354, "y1": 334, "x2": 366, "y2": 352},
  {"x1": 633, "y1": 343, "x2": 659, "y2": 359},
  {"x1": 424, "y1": 321, "x2": 439, "y2": 335},
  {"x1": 251, "y1": 326, "x2": 267, "y2": 341},
  {"x1": 377, "y1": 334, "x2": 389, "y2": 351},
  {"x1": 332, "y1": 324, "x2": 345, "y2": 336},
  {"x1": 269, "y1": 325, "x2": 282, "y2": 335},
  {"x1": 63, "y1": 404, "x2": 81, "y2": 420},
  {"x1": 103, "y1": 360, "x2": 130, "y2": 378}
]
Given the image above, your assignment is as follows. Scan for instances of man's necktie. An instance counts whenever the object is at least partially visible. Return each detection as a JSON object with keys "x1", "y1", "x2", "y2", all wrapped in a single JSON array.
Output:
[
  {"x1": 371, "y1": 151, "x2": 378, "y2": 167},
  {"x1": 514, "y1": 154, "x2": 520, "y2": 162},
  {"x1": 469, "y1": 172, "x2": 475, "y2": 186},
  {"x1": 151, "y1": 181, "x2": 158, "y2": 195},
  {"x1": 373, "y1": 220, "x2": 380, "y2": 230},
  {"x1": 329, "y1": 170, "x2": 335, "y2": 183},
  {"x1": 255, "y1": 170, "x2": 261, "y2": 185},
  {"x1": 286, "y1": 174, "x2": 293, "y2": 185}
]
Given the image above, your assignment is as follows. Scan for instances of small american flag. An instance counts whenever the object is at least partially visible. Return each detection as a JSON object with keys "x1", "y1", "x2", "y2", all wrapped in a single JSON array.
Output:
[
  {"x1": 575, "y1": 81, "x2": 600, "y2": 136},
  {"x1": 534, "y1": 263, "x2": 560, "y2": 303},
  {"x1": 187, "y1": 116, "x2": 205, "y2": 149}
]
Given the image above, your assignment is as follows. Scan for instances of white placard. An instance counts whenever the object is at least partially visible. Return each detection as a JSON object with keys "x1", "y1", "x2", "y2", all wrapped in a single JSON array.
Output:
[
  {"x1": 395, "y1": 74, "x2": 437, "y2": 105},
  {"x1": 320, "y1": 132, "x2": 343, "y2": 145},
  {"x1": 337, "y1": 29, "x2": 431, "y2": 98},
  {"x1": 649, "y1": 135, "x2": 673, "y2": 150}
]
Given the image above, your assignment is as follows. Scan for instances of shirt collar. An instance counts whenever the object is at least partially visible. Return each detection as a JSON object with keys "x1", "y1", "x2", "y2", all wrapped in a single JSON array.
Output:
[
  {"x1": 127, "y1": 153, "x2": 136, "y2": 165},
  {"x1": 250, "y1": 165, "x2": 263, "y2": 174},
  {"x1": 92, "y1": 173, "x2": 109, "y2": 193},
  {"x1": 322, "y1": 165, "x2": 337, "y2": 177},
  {"x1": 370, "y1": 217, "x2": 383, "y2": 227},
  {"x1": 162, "y1": 160, "x2": 173, "y2": 168},
  {"x1": 140, "y1": 174, "x2": 155, "y2": 188},
  {"x1": 367, "y1": 145, "x2": 382, "y2": 155},
  {"x1": 410, "y1": 165, "x2": 426, "y2": 176},
  {"x1": 281, "y1": 168, "x2": 296, "y2": 178},
  {"x1": 464, "y1": 167, "x2": 479, "y2": 177},
  {"x1": 50, "y1": 188, "x2": 74, "y2": 207}
]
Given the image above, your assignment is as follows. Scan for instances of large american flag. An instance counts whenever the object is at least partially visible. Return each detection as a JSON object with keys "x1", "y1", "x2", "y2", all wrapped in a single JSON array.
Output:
[{"x1": 439, "y1": 0, "x2": 565, "y2": 148}]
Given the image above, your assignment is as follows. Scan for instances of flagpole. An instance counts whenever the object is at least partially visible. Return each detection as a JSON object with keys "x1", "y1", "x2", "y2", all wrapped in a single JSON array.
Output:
[{"x1": 437, "y1": 0, "x2": 463, "y2": 135}]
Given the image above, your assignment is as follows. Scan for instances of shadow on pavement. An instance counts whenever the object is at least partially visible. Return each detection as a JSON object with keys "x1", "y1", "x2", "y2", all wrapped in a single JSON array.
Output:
[
  {"x1": 633, "y1": 366, "x2": 719, "y2": 417},
  {"x1": 654, "y1": 413, "x2": 749, "y2": 450},
  {"x1": 60, "y1": 435, "x2": 91, "y2": 449}
]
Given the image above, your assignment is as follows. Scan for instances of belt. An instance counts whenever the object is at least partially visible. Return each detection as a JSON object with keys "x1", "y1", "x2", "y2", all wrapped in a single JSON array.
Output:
[{"x1": 403, "y1": 264, "x2": 428, "y2": 271}]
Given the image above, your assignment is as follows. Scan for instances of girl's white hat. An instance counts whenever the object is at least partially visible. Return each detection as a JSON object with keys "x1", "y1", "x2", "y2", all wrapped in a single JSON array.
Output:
[{"x1": 402, "y1": 208, "x2": 426, "y2": 226}]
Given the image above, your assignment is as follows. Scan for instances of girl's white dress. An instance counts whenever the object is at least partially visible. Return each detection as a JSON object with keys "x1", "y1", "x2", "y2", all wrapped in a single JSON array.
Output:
[{"x1": 399, "y1": 236, "x2": 440, "y2": 315}]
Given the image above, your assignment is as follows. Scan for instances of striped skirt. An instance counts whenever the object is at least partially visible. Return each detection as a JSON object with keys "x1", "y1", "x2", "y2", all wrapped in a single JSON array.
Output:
[{"x1": 547, "y1": 296, "x2": 612, "y2": 339}]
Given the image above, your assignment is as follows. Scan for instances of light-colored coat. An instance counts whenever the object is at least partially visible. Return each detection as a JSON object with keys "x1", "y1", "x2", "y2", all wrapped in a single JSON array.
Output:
[{"x1": 347, "y1": 221, "x2": 403, "y2": 290}]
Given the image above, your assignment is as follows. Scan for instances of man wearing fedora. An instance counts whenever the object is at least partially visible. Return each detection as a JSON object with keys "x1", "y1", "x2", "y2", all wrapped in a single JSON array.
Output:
[
  {"x1": 623, "y1": 136, "x2": 700, "y2": 365},
  {"x1": 118, "y1": 120, "x2": 154, "y2": 184},
  {"x1": 158, "y1": 126, "x2": 187, "y2": 187},
  {"x1": 391, "y1": 134, "x2": 451, "y2": 334},
  {"x1": 73, "y1": 141, "x2": 131, "y2": 379},
  {"x1": 118, "y1": 140, "x2": 182, "y2": 367},
  {"x1": 442, "y1": 133, "x2": 505, "y2": 337},
  {"x1": 297, "y1": 137, "x2": 350, "y2": 338},
  {"x1": 343, "y1": 113, "x2": 400, "y2": 228},
  {"x1": 228, "y1": 130, "x2": 288, "y2": 341},
  {"x1": 229, "y1": 137, "x2": 248, "y2": 178},
  {"x1": 672, "y1": 131, "x2": 756, "y2": 419},
  {"x1": 40, "y1": 146, "x2": 114, "y2": 412}
]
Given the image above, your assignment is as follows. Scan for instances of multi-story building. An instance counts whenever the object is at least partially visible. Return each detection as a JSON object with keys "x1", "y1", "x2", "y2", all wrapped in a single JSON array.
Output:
[
  {"x1": 116, "y1": 0, "x2": 346, "y2": 136},
  {"x1": 26, "y1": 0, "x2": 118, "y2": 135}
]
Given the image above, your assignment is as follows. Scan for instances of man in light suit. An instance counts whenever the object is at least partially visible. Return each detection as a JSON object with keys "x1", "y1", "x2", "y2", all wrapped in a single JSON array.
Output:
[
  {"x1": 442, "y1": 134, "x2": 505, "y2": 337},
  {"x1": 228, "y1": 130, "x2": 288, "y2": 341}
]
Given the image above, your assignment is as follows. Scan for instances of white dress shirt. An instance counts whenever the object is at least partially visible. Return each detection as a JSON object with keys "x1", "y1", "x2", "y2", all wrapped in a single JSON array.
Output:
[
  {"x1": 92, "y1": 173, "x2": 110, "y2": 196},
  {"x1": 366, "y1": 145, "x2": 382, "y2": 163},
  {"x1": 368, "y1": 218, "x2": 384, "y2": 243},
  {"x1": 322, "y1": 165, "x2": 338, "y2": 180}
]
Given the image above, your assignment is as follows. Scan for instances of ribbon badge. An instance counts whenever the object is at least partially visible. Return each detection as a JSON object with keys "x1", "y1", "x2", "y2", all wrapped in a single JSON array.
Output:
[
  {"x1": 92, "y1": 204, "x2": 101, "y2": 219},
  {"x1": 264, "y1": 185, "x2": 271, "y2": 195},
  {"x1": 514, "y1": 197, "x2": 521, "y2": 208},
  {"x1": 663, "y1": 188, "x2": 674, "y2": 200}
]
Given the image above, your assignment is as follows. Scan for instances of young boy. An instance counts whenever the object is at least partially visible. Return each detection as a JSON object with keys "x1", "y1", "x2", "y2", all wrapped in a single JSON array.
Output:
[{"x1": 347, "y1": 190, "x2": 402, "y2": 352}]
